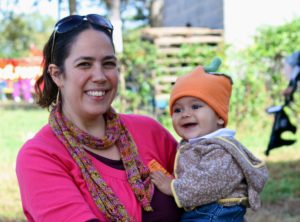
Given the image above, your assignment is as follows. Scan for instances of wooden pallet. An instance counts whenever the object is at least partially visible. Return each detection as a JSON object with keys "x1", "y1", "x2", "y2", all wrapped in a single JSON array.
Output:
[{"x1": 141, "y1": 27, "x2": 224, "y2": 114}]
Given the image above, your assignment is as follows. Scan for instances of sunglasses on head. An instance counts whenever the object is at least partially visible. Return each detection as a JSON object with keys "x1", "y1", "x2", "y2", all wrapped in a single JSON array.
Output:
[{"x1": 50, "y1": 14, "x2": 114, "y2": 63}]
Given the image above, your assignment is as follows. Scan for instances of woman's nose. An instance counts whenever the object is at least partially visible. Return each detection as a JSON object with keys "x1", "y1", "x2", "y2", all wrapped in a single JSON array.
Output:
[{"x1": 92, "y1": 66, "x2": 107, "y2": 82}]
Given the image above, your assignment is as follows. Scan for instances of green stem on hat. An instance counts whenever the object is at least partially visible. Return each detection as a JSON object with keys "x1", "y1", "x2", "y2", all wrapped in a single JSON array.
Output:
[{"x1": 204, "y1": 57, "x2": 222, "y2": 72}]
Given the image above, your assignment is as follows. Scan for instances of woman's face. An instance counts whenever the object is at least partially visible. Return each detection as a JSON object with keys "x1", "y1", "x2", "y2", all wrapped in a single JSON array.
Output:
[{"x1": 51, "y1": 29, "x2": 119, "y2": 122}]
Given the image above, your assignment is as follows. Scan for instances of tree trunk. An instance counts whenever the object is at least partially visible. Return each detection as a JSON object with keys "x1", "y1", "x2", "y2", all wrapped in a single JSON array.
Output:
[
  {"x1": 109, "y1": 0, "x2": 123, "y2": 53},
  {"x1": 68, "y1": 0, "x2": 77, "y2": 15},
  {"x1": 149, "y1": 0, "x2": 164, "y2": 27}
]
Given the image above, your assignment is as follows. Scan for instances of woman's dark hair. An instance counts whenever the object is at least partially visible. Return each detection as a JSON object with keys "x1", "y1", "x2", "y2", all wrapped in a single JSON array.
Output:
[{"x1": 35, "y1": 20, "x2": 115, "y2": 109}]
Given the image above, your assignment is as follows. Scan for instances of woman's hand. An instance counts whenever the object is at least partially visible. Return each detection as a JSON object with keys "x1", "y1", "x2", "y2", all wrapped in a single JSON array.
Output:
[
  {"x1": 150, "y1": 171, "x2": 173, "y2": 196},
  {"x1": 282, "y1": 86, "x2": 293, "y2": 97}
]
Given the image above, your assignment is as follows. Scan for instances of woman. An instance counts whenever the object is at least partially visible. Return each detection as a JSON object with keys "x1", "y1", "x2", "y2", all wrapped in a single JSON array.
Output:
[{"x1": 16, "y1": 14, "x2": 182, "y2": 222}]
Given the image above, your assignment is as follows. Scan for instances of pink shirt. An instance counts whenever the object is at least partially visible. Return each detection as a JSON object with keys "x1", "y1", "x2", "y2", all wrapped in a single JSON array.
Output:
[{"x1": 16, "y1": 114, "x2": 178, "y2": 222}]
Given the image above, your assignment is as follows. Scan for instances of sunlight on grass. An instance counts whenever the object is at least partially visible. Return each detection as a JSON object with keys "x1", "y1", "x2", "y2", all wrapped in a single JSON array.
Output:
[
  {"x1": 0, "y1": 107, "x2": 48, "y2": 221},
  {"x1": 0, "y1": 107, "x2": 49, "y2": 163},
  {"x1": 262, "y1": 160, "x2": 300, "y2": 202},
  {"x1": 0, "y1": 162, "x2": 26, "y2": 221}
]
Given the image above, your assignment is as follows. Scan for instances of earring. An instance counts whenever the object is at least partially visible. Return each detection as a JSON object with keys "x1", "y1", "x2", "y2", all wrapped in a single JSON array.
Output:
[
  {"x1": 47, "y1": 66, "x2": 51, "y2": 74},
  {"x1": 54, "y1": 90, "x2": 60, "y2": 106}
]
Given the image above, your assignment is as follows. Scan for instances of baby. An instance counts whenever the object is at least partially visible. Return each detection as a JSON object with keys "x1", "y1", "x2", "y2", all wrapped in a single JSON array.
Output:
[{"x1": 150, "y1": 60, "x2": 268, "y2": 222}]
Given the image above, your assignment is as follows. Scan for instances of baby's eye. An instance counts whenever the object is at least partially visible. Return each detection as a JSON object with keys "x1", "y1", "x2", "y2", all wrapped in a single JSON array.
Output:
[
  {"x1": 173, "y1": 107, "x2": 182, "y2": 113},
  {"x1": 192, "y1": 104, "x2": 201, "y2": 110}
]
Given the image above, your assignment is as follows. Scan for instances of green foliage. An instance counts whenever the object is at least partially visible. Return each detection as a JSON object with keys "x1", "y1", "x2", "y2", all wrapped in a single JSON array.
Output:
[
  {"x1": 227, "y1": 18, "x2": 300, "y2": 125},
  {"x1": 174, "y1": 43, "x2": 226, "y2": 73},
  {"x1": 0, "y1": 12, "x2": 54, "y2": 58},
  {"x1": 118, "y1": 29, "x2": 158, "y2": 113},
  {"x1": 252, "y1": 19, "x2": 300, "y2": 58}
]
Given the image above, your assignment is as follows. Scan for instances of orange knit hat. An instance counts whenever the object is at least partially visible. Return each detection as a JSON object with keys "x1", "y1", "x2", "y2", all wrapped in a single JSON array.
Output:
[{"x1": 169, "y1": 66, "x2": 233, "y2": 126}]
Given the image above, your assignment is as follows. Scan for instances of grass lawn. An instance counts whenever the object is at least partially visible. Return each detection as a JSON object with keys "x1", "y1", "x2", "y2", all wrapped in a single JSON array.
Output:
[
  {"x1": 0, "y1": 105, "x2": 299, "y2": 221},
  {"x1": 0, "y1": 105, "x2": 48, "y2": 221}
]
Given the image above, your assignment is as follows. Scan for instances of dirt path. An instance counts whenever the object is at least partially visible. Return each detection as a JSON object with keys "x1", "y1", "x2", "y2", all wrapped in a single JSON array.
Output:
[{"x1": 245, "y1": 198, "x2": 300, "y2": 222}]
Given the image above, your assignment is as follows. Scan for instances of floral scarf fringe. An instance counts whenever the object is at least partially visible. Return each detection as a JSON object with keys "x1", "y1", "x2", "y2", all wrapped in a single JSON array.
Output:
[{"x1": 49, "y1": 105, "x2": 153, "y2": 221}]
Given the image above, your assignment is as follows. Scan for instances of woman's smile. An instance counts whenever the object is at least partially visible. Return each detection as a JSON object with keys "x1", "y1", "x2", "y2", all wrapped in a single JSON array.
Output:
[{"x1": 85, "y1": 90, "x2": 106, "y2": 97}]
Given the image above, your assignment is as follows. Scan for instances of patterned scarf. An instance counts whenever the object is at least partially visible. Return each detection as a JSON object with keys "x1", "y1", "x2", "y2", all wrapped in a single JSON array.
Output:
[{"x1": 49, "y1": 105, "x2": 153, "y2": 221}]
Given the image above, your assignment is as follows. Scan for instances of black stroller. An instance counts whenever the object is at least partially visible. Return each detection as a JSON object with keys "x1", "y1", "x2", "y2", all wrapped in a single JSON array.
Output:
[{"x1": 265, "y1": 62, "x2": 300, "y2": 156}]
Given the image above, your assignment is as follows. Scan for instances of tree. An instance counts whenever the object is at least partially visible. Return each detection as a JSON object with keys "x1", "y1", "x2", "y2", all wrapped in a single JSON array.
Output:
[
  {"x1": 0, "y1": 12, "x2": 54, "y2": 57},
  {"x1": 29, "y1": 0, "x2": 160, "y2": 52},
  {"x1": 106, "y1": 0, "x2": 123, "y2": 52},
  {"x1": 30, "y1": 0, "x2": 125, "y2": 52},
  {"x1": 68, "y1": 0, "x2": 76, "y2": 14}
]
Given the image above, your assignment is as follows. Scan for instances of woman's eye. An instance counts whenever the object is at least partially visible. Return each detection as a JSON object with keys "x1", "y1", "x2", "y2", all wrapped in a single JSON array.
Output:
[
  {"x1": 103, "y1": 61, "x2": 117, "y2": 69},
  {"x1": 77, "y1": 62, "x2": 91, "y2": 68}
]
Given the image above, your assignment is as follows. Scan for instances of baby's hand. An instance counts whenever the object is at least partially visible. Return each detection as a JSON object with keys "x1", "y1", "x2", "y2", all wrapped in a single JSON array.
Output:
[
  {"x1": 150, "y1": 171, "x2": 173, "y2": 196},
  {"x1": 147, "y1": 159, "x2": 172, "y2": 176}
]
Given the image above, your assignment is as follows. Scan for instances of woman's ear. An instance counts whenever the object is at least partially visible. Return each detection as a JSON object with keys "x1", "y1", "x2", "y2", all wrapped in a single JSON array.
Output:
[{"x1": 48, "y1": 64, "x2": 63, "y2": 88}]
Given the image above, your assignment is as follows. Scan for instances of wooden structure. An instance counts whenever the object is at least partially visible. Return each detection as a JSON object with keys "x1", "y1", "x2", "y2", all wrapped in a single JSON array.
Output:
[{"x1": 140, "y1": 27, "x2": 224, "y2": 115}]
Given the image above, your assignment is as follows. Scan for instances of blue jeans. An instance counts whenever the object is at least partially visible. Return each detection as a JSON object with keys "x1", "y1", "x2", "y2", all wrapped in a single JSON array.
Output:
[{"x1": 180, "y1": 202, "x2": 246, "y2": 222}]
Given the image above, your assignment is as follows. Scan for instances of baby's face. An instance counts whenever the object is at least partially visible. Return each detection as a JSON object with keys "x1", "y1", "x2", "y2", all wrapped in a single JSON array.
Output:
[{"x1": 171, "y1": 96, "x2": 224, "y2": 140}]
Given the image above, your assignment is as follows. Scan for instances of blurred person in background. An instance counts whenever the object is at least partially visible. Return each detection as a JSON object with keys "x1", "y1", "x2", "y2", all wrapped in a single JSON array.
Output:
[{"x1": 282, "y1": 51, "x2": 300, "y2": 100}]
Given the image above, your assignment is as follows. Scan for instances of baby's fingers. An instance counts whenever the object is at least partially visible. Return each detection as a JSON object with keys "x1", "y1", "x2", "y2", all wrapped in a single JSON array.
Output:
[{"x1": 150, "y1": 171, "x2": 165, "y2": 183}]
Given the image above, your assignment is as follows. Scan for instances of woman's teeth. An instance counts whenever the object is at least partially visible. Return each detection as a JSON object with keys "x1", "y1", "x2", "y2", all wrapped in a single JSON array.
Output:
[{"x1": 86, "y1": 91, "x2": 105, "y2": 96}]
